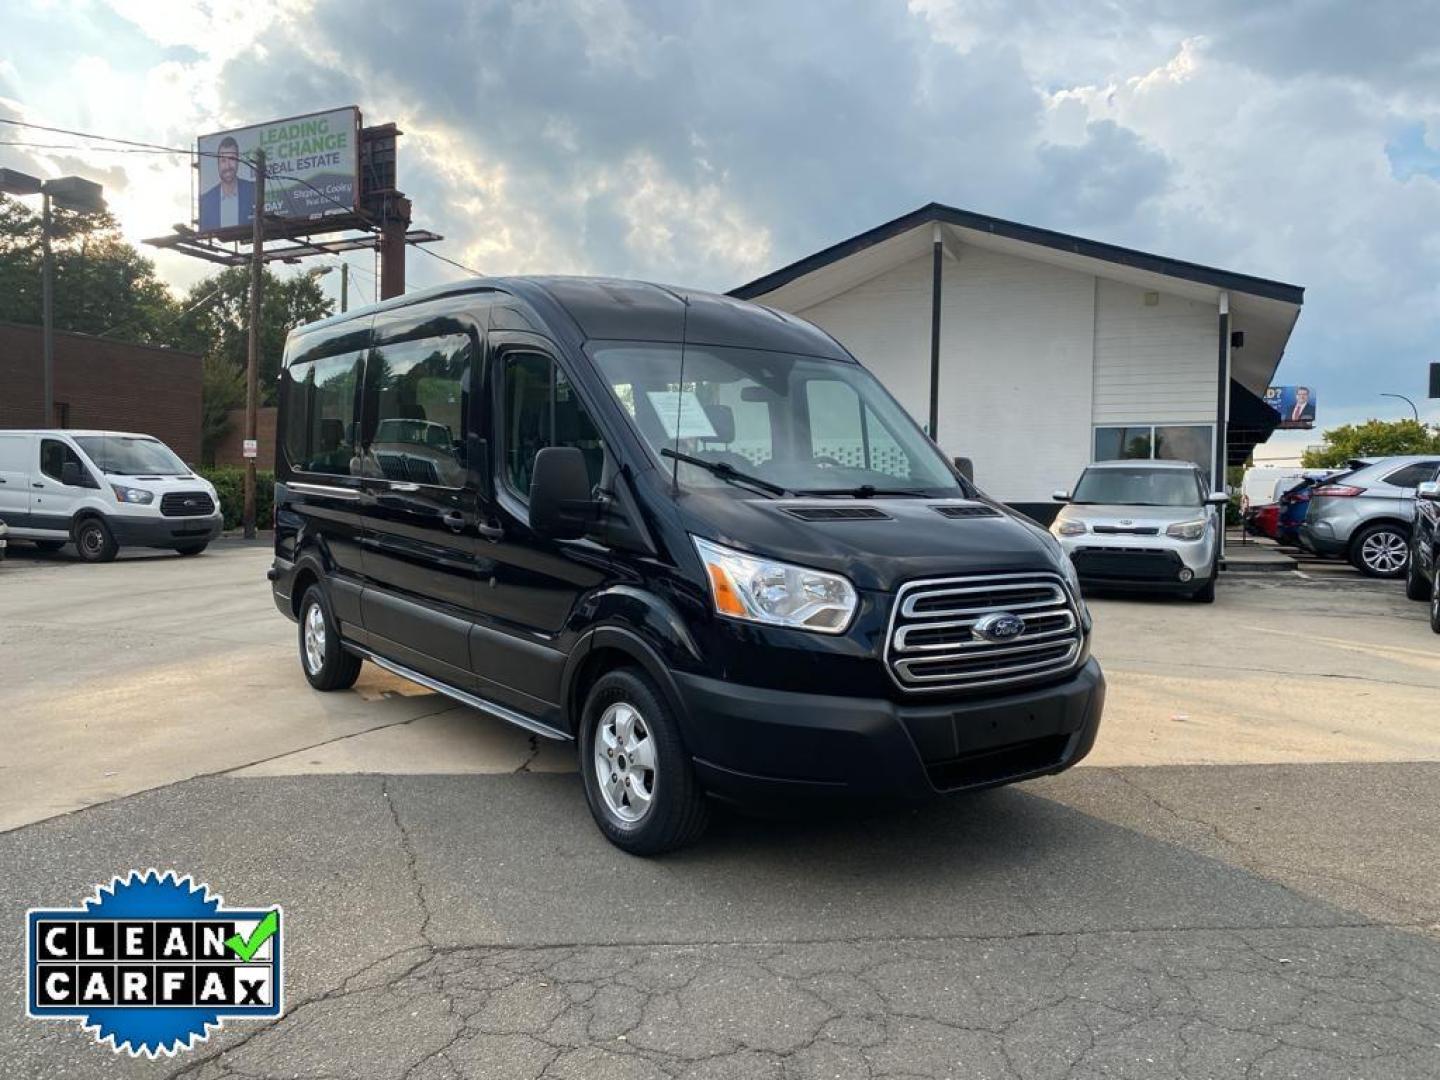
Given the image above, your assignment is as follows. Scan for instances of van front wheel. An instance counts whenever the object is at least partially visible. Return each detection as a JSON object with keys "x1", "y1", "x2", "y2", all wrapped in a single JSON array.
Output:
[
  {"x1": 579, "y1": 668, "x2": 708, "y2": 855},
  {"x1": 74, "y1": 518, "x2": 117, "y2": 563},
  {"x1": 298, "y1": 585, "x2": 362, "y2": 691}
]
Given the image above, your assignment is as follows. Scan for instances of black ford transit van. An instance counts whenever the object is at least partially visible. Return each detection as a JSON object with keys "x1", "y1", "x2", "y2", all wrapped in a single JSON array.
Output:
[{"x1": 270, "y1": 277, "x2": 1104, "y2": 853}]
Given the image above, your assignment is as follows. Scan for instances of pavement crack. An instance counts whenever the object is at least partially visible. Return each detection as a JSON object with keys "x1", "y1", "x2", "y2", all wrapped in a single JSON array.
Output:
[{"x1": 384, "y1": 775, "x2": 438, "y2": 948}]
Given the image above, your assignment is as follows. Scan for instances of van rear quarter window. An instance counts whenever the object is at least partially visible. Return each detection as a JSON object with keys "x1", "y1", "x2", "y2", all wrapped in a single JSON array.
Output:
[{"x1": 283, "y1": 351, "x2": 362, "y2": 476}]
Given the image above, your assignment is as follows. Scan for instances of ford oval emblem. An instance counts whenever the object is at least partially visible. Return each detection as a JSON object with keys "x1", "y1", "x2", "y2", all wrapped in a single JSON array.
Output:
[{"x1": 973, "y1": 612, "x2": 1027, "y2": 643}]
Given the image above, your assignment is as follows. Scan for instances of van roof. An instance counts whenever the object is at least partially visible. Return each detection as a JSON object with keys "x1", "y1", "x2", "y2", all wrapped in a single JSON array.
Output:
[
  {"x1": 0, "y1": 429, "x2": 158, "y2": 439},
  {"x1": 290, "y1": 275, "x2": 853, "y2": 360}
]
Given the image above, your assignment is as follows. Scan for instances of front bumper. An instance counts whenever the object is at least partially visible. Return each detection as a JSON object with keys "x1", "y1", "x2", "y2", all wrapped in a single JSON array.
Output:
[
  {"x1": 107, "y1": 512, "x2": 223, "y2": 548},
  {"x1": 678, "y1": 658, "x2": 1104, "y2": 804},
  {"x1": 1056, "y1": 534, "x2": 1215, "y2": 592}
]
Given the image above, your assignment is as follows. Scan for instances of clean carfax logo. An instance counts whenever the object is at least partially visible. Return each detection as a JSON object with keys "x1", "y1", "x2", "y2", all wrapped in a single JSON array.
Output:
[{"x1": 26, "y1": 870, "x2": 283, "y2": 1057}]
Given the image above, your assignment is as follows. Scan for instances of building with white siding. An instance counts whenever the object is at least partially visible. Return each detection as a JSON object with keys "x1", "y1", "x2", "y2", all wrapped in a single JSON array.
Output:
[{"x1": 729, "y1": 204, "x2": 1304, "y2": 520}]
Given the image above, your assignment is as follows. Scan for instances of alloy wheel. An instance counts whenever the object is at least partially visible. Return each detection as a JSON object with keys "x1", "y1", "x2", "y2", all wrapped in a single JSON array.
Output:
[
  {"x1": 1360, "y1": 530, "x2": 1407, "y2": 575},
  {"x1": 593, "y1": 701, "x2": 656, "y2": 823},
  {"x1": 303, "y1": 601, "x2": 327, "y2": 675}
]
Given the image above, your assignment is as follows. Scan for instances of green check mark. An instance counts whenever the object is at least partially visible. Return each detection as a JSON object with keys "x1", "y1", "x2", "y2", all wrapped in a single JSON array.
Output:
[{"x1": 225, "y1": 910, "x2": 278, "y2": 962}]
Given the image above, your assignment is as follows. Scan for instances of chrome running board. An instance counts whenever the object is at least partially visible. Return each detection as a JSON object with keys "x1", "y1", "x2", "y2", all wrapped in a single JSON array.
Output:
[{"x1": 344, "y1": 644, "x2": 572, "y2": 742}]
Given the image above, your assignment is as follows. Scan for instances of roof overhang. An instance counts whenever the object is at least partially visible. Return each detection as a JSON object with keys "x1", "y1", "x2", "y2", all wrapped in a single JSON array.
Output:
[{"x1": 729, "y1": 203, "x2": 1305, "y2": 396}]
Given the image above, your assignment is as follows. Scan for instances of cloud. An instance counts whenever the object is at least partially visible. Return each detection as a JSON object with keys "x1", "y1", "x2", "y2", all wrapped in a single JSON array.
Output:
[{"x1": 4, "y1": 0, "x2": 1439, "y2": 432}]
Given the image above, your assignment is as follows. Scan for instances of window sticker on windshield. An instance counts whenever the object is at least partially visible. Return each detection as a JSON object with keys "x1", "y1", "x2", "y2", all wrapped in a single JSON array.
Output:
[{"x1": 646, "y1": 390, "x2": 718, "y2": 439}]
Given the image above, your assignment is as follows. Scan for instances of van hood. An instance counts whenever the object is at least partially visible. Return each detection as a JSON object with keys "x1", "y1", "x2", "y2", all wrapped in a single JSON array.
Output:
[{"x1": 674, "y1": 490, "x2": 1066, "y2": 592}]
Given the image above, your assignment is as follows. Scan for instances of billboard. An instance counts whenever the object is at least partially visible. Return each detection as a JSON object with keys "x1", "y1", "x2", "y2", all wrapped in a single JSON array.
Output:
[
  {"x1": 1265, "y1": 385, "x2": 1316, "y2": 429},
  {"x1": 196, "y1": 107, "x2": 360, "y2": 234}
]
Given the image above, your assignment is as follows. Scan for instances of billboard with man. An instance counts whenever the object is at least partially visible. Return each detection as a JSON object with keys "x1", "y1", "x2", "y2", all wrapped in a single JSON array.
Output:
[
  {"x1": 196, "y1": 107, "x2": 360, "y2": 234},
  {"x1": 1265, "y1": 385, "x2": 1316, "y2": 429}
]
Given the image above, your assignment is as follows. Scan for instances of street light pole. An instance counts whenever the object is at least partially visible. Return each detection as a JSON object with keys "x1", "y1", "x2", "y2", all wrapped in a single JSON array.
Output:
[
  {"x1": 340, "y1": 262, "x2": 349, "y2": 314},
  {"x1": 1380, "y1": 393, "x2": 1420, "y2": 422},
  {"x1": 243, "y1": 150, "x2": 266, "y2": 540},
  {"x1": 41, "y1": 191, "x2": 54, "y2": 427}
]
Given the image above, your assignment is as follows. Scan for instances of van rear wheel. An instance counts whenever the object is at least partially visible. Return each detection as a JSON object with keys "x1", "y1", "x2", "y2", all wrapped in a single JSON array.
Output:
[
  {"x1": 74, "y1": 518, "x2": 117, "y2": 563},
  {"x1": 579, "y1": 668, "x2": 708, "y2": 855},
  {"x1": 298, "y1": 585, "x2": 362, "y2": 691}
]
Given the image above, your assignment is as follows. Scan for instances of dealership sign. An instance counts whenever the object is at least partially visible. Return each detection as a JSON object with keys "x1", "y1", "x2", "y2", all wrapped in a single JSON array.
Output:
[
  {"x1": 1265, "y1": 385, "x2": 1316, "y2": 430},
  {"x1": 196, "y1": 107, "x2": 360, "y2": 234}
]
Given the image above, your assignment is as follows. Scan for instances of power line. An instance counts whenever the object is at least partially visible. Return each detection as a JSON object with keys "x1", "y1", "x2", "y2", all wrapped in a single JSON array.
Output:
[{"x1": 3, "y1": 119, "x2": 483, "y2": 280}]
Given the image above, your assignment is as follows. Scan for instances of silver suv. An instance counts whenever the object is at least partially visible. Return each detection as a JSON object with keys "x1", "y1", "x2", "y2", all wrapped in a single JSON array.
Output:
[
  {"x1": 1050, "y1": 460, "x2": 1229, "y2": 603},
  {"x1": 1300, "y1": 455, "x2": 1440, "y2": 578}
]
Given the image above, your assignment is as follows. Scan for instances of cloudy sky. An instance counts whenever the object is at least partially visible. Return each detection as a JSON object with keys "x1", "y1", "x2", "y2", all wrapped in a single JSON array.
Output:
[{"x1": 3, "y1": 0, "x2": 1439, "y2": 450}]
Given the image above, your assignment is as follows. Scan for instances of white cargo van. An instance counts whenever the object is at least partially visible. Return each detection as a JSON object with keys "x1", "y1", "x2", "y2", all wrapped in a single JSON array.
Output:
[{"x1": 0, "y1": 430, "x2": 221, "y2": 562}]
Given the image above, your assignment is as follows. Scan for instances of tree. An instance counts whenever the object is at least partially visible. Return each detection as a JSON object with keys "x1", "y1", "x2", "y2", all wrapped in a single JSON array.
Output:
[
  {"x1": 0, "y1": 196, "x2": 179, "y2": 342},
  {"x1": 1300, "y1": 419, "x2": 1440, "y2": 468},
  {"x1": 169, "y1": 266, "x2": 334, "y2": 407}
]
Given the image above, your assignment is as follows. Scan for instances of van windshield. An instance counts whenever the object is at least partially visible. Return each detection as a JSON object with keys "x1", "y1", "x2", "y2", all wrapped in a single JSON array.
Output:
[
  {"x1": 72, "y1": 435, "x2": 188, "y2": 476},
  {"x1": 590, "y1": 342, "x2": 961, "y2": 497},
  {"x1": 1071, "y1": 467, "x2": 1202, "y2": 507}
]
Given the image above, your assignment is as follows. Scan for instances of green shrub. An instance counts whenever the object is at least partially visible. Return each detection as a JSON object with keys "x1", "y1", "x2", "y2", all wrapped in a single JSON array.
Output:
[{"x1": 197, "y1": 467, "x2": 274, "y2": 531}]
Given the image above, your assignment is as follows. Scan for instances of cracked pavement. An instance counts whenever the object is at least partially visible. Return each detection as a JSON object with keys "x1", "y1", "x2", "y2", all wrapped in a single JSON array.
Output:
[{"x1": 3, "y1": 544, "x2": 1440, "y2": 1077}]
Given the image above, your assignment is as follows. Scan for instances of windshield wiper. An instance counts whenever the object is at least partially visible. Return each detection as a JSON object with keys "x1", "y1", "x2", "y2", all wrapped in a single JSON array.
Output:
[
  {"x1": 793, "y1": 484, "x2": 932, "y2": 498},
  {"x1": 660, "y1": 448, "x2": 789, "y2": 497}
]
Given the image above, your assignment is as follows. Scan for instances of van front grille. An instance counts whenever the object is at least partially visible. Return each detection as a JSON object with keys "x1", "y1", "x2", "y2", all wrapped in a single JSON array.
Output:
[
  {"x1": 159, "y1": 491, "x2": 215, "y2": 517},
  {"x1": 885, "y1": 572, "x2": 1083, "y2": 693}
]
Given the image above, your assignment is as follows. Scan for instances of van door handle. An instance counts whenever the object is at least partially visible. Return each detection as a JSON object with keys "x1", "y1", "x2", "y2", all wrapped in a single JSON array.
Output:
[
  {"x1": 477, "y1": 520, "x2": 504, "y2": 542},
  {"x1": 33, "y1": 482, "x2": 44, "y2": 489},
  {"x1": 441, "y1": 510, "x2": 466, "y2": 533}
]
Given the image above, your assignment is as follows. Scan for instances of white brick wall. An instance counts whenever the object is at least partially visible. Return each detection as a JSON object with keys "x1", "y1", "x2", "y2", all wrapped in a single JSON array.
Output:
[
  {"x1": 1092, "y1": 279, "x2": 1219, "y2": 426},
  {"x1": 797, "y1": 245, "x2": 1095, "y2": 503}
]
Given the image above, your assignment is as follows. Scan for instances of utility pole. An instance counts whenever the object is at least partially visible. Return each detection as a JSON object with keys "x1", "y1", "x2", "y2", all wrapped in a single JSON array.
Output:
[
  {"x1": 243, "y1": 150, "x2": 266, "y2": 540},
  {"x1": 340, "y1": 261, "x2": 349, "y2": 313},
  {"x1": 41, "y1": 191, "x2": 54, "y2": 427}
]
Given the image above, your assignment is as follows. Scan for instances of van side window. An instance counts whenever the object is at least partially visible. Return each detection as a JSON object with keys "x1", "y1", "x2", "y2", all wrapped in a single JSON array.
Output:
[
  {"x1": 40, "y1": 439, "x2": 91, "y2": 486},
  {"x1": 282, "y1": 351, "x2": 362, "y2": 476},
  {"x1": 502, "y1": 352, "x2": 604, "y2": 496},
  {"x1": 362, "y1": 334, "x2": 472, "y2": 488}
]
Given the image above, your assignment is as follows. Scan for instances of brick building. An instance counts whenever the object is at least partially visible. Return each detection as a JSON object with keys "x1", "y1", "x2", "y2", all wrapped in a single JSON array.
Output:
[
  {"x1": 212, "y1": 406, "x2": 277, "y2": 468},
  {"x1": 0, "y1": 323, "x2": 203, "y2": 463}
]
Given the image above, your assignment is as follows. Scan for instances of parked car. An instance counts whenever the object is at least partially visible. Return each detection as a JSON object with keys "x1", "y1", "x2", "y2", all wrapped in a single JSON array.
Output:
[
  {"x1": 1404, "y1": 465, "x2": 1440, "y2": 633},
  {"x1": 1243, "y1": 472, "x2": 1341, "y2": 546},
  {"x1": 1050, "y1": 460, "x2": 1229, "y2": 603},
  {"x1": 1300, "y1": 455, "x2": 1440, "y2": 578},
  {"x1": 0, "y1": 430, "x2": 221, "y2": 562},
  {"x1": 269, "y1": 277, "x2": 1105, "y2": 854}
]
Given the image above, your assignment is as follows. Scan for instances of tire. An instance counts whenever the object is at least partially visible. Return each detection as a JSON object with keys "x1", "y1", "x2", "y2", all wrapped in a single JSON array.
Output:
[
  {"x1": 1350, "y1": 523, "x2": 1409, "y2": 579},
  {"x1": 174, "y1": 543, "x2": 209, "y2": 557},
  {"x1": 298, "y1": 584, "x2": 362, "y2": 691},
  {"x1": 1405, "y1": 549, "x2": 1433, "y2": 602},
  {"x1": 1431, "y1": 566, "x2": 1440, "y2": 635},
  {"x1": 1192, "y1": 573, "x2": 1216, "y2": 603},
  {"x1": 578, "y1": 667, "x2": 709, "y2": 855},
  {"x1": 33, "y1": 539, "x2": 65, "y2": 553},
  {"x1": 73, "y1": 517, "x2": 118, "y2": 563}
]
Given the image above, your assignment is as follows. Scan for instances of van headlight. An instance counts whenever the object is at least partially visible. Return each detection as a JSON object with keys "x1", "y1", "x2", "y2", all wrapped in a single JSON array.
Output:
[
  {"x1": 1166, "y1": 518, "x2": 1206, "y2": 540},
  {"x1": 110, "y1": 484, "x2": 154, "y2": 505},
  {"x1": 1055, "y1": 519, "x2": 1087, "y2": 537},
  {"x1": 693, "y1": 537, "x2": 857, "y2": 634}
]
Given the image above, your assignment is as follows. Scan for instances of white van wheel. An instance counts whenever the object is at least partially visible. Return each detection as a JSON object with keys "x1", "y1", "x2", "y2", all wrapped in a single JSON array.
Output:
[{"x1": 74, "y1": 518, "x2": 118, "y2": 563}]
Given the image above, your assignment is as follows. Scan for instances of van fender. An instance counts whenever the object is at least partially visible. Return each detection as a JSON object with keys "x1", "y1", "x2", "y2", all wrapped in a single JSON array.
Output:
[{"x1": 560, "y1": 598, "x2": 704, "y2": 737}]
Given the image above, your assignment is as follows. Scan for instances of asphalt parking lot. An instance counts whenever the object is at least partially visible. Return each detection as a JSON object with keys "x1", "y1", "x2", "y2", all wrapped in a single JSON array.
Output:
[{"x1": 2, "y1": 539, "x2": 1439, "y2": 1078}]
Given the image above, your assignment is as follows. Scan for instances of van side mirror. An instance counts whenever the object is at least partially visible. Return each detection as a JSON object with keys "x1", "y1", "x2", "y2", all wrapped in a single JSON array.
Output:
[
  {"x1": 1052, "y1": 490, "x2": 1070, "y2": 503},
  {"x1": 1206, "y1": 492, "x2": 1231, "y2": 507},
  {"x1": 61, "y1": 461, "x2": 86, "y2": 487},
  {"x1": 1417, "y1": 481, "x2": 1440, "y2": 502},
  {"x1": 952, "y1": 457, "x2": 974, "y2": 482},
  {"x1": 529, "y1": 446, "x2": 595, "y2": 540}
]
